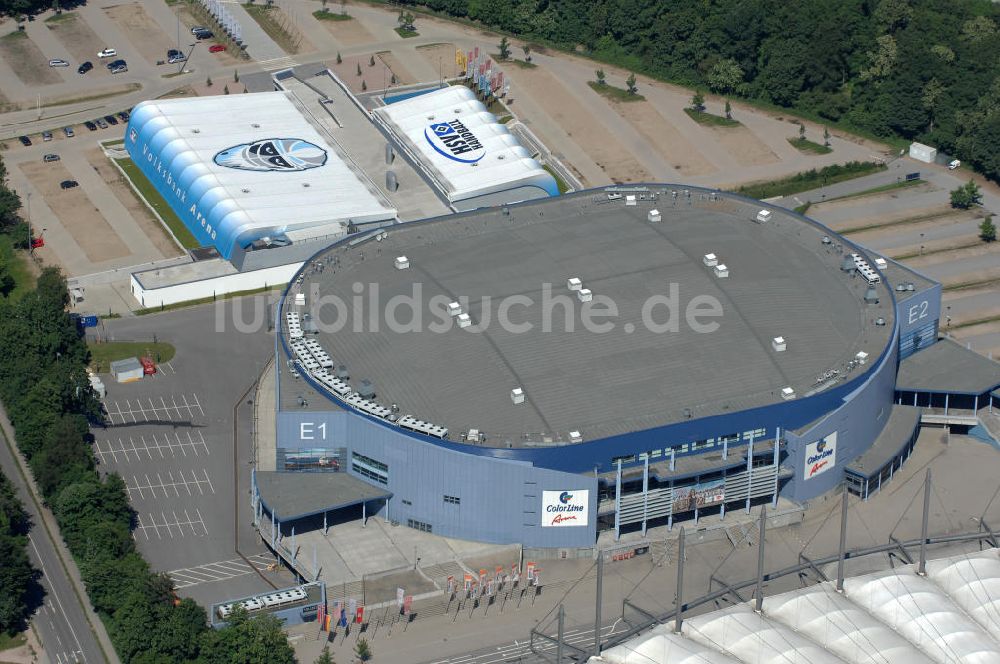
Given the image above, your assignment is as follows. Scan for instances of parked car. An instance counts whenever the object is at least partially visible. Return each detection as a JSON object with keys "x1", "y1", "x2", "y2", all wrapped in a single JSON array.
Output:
[
  {"x1": 63, "y1": 126, "x2": 74, "y2": 138},
  {"x1": 208, "y1": 44, "x2": 225, "y2": 53},
  {"x1": 166, "y1": 48, "x2": 186, "y2": 64},
  {"x1": 108, "y1": 59, "x2": 127, "y2": 74},
  {"x1": 77, "y1": 61, "x2": 93, "y2": 74},
  {"x1": 43, "y1": 154, "x2": 60, "y2": 162},
  {"x1": 95, "y1": 118, "x2": 108, "y2": 129},
  {"x1": 191, "y1": 25, "x2": 207, "y2": 34},
  {"x1": 84, "y1": 120, "x2": 97, "y2": 131},
  {"x1": 104, "y1": 115, "x2": 118, "y2": 126},
  {"x1": 194, "y1": 29, "x2": 213, "y2": 40},
  {"x1": 42, "y1": 131, "x2": 53, "y2": 142},
  {"x1": 117, "y1": 110, "x2": 130, "y2": 121},
  {"x1": 948, "y1": 159, "x2": 961, "y2": 170},
  {"x1": 48, "y1": 58, "x2": 69, "y2": 67},
  {"x1": 18, "y1": 136, "x2": 31, "y2": 146},
  {"x1": 97, "y1": 48, "x2": 117, "y2": 58},
  {"x1": 60, "y1": 180, "x2": 78, "y2": 190}
]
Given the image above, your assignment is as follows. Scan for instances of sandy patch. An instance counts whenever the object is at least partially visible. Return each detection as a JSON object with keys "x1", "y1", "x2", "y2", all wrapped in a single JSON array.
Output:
[
  {"x1": 511, "y1": 66, "x2": 651, "y2": 184},
  {"x1": 85, "y1": 146, "x2": 181, "y2": 258},
  {"x1": 328, "y1": 53, "x2": 381, "y2": 94},
  {"x1": 46, "y1": 12, "x2": 110, "y2": 78},
  {"x1": 416, "y1": 42, "x2": 462, "y2": 80},
  {"x1": 376, "y1": 50, "x2": 415, "y2": 86},
  {"x1": 105, "y1": 3, "x2": 174, "y2": 68},
  {"x1": 822, "y1": 203, "x2": 953, "y2": 233},
  {"x1": 316, "y1": 12, "x2": 375, "y2": 47},
  {"x1": 18, "y1": 160, "x2": 129, "y2": 263},
  {"x1": 848, "y1": 210, "x2": 980, "y2": 246},
  {"x1": 0, "y1": 32, "x2": 61, "y2": 86},
  {"x1": 705, "y1": 125, "x2": 778, "y2": 167},
  {"x1": 158, "y1": 84, "x2": 197, "y2": 100},
  {"x1": 601, "y1": 98, "x2": 715, "y2": 177}
]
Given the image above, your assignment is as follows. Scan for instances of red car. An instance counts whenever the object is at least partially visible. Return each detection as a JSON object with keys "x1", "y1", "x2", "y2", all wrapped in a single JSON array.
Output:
[{"x1": 208, "y1": 44, "x2": 225, "y2": 53}]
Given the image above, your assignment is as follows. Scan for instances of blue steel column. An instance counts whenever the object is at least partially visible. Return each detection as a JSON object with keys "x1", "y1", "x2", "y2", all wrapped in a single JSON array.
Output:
[
  {"x1": 945, "y1": 393, "x2": 949, "y2": 415},
  {"x1": 745, "y1": 433, "x2": 754, "y2": 514},
  {"x1": 641, "y1": 456, "x2": 649, "y2": 537},
  {"x1": 771, "y1": 427, "x2": 781, "y2": 507},
  {"x1": 614, "y1": 460, "x2": 622, "y2": 541}
]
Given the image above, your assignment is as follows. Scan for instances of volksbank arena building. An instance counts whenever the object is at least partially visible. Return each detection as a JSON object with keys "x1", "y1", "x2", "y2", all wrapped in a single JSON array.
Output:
[{"x1": 253, "y1": 185, "x2": 1000, "y2": 551}]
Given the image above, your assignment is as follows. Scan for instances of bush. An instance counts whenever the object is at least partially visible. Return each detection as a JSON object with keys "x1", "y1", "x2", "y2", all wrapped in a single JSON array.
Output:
[{"x1": 950, "y1": 180, "x2": 982, "y2": 209}]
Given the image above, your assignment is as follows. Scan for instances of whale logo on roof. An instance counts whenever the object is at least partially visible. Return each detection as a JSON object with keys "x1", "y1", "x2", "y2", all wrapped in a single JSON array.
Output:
[{"x1": 214, "y1": 138, "x2": 327, "y2": 172}]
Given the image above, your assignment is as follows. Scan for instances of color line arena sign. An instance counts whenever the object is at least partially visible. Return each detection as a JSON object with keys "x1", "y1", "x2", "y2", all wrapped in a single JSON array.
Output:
[
  {"x1": 804, "y1": 432, "x2": 837, "y2": 479},
  {"x1": 424, "y1": 120, "x2": 486, "y2": 163},
  {"x1": 541, "y1": 490, "x2": 589, "y2": 527}
]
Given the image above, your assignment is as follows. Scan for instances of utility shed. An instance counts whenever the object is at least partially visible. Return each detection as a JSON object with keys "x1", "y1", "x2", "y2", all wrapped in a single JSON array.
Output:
[
  {"x1": 110, "y1": 357, "x2": 144, "y2": 383},
  {"x1": 372, "y1": 86, "x2": 559, "y2": 207}
]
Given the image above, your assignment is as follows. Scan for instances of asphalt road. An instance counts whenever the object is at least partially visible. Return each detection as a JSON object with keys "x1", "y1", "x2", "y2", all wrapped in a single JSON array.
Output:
[{"x1": 0, "y1": 409, "x2": 107, "y2": 664}]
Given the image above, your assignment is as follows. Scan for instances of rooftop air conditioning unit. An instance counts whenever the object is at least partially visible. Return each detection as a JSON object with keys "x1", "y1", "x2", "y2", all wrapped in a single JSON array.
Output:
[
  {"x1": 874, "y1": 257, "x2": 888, "y2": 270},
  {"x1": 511, "y1": 387, "x2": 525, "y2": 404},
  {"x1": 457, "y1": 313, "x2": 471, "y2": 328},
  {"x1": 394, "y1": 256, "x2": 409, "y2": 270},
  {"x1": 447, "y1": 301, "x2": 462, "y2": 316},
  {"x1": 703, "y1": 253, "x2": 718, "y2": 267},
  {"x1": 714, "y1": 264, "x2": 729, "y2": 278},
  {"x1": 647, "y1": 209, "x2": 661, "y2": 223},
  {"x1": 756, "y1": 209, "x2": 772, "y2": 223},
  {"x1": 781, "y1": 387, "x2": 795, "y2": 400},
  {"x1": 294, "y1": 293, "x2": 306, "y2": 306},
  {"x1": 625, "y1": 195, "x2": 637, "y2": 207},
  {"x1": 772, "y1": 336, "x2": 786, "y2": 352},
  {"x1": 569, "y1": 430, "x2": 583, "y2": 443},
  {"x1": 567, "y1": 277, "x2": 582, "y2": 291},
  {"x1": 577, "y1": 288, "x2": 593, "y2": 302},
  {"x1": 855, "y1": 351, "x2": 869, "y2": 365}
]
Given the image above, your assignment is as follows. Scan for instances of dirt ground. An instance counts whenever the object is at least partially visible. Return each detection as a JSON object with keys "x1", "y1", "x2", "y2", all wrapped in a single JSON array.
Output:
[
  {"x1": 105, "y1": 3, "x2": 174, "y2": 69},
  {"x1": 0, "y1": 33, "x2": 61, "y2": 86},
  {"x1": 820, "y1": 201, "x2": 952, "y2": 232},
  {"x1": 848, "y1": 210, "x2": 981, "y2": 247},
  {"x1": 85, "y1": 146, "x2": 182, "y2": 258},
  {"x1": 602, "y1": 98, "x2": 716, "y2": 177},
  {"x1": 42, "y1": 81, "x2": 140, "y2": 107},
  {"x1": 510, "y1": 65, "x2": 652, "y2": 184},
  {"x1": 377, "y1": 50, "x2": 415, "y2": 86},
  {"x1": 316, "y1": 13, "x2": 375, "y2": 47},
  {"x1": 328, "y1": 53, "x2": 380, "y2": 94},
  {"x1": 46, "y1": 12, "x2": 110, "y2": 79},
  {"x1": 706, "y1": 125, "x2": 779, "y2": 167},
  {"x1": 416, "y1": 42, "x2": 462, "y2": 80},
  {"x1": 18, "y1": 160, "x2": 130, "y2": 263}
]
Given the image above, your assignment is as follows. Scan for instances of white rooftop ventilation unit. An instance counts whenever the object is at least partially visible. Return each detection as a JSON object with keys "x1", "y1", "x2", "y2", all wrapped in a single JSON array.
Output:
[
  {"x1": 567, "y1": 277, "x2": 582, "y2": 291},
  {"x1": 874, "y1": 257, "x2": 888, "y2": 270},
  {"x1": 772, "y1": 336, "x2": 787, "y2": 352},
  {"x1": 511, "y1": 387, "x2": 525, "y2": 404},
  {"x1": 703, "y1": 253, "x2": 718, "y2": 267},
  {"x1": 625, "y1": 195, "x2": 637, "y2": 207},
  {"x1": 447, "y1": 301, "x2": 462, "y2": 316},
  {"x1": 456, "y1": 313, "x2": 472, "y2": 328},
  {"x1": 856, "y1": 351, "x2": 869, "y2": 365},
  {"x1": 781, "y1": 387, "x2": 796, "y2": 400},
  {"x1": 714, "y1": 264, "x2": 729, "y2": 278},
  {"x1": 394, "y1": 256, "x2": 410, "y2": 270},
  {"x1": 577, "y1": 288, "x2": 593, "y2": 302},
  {"x1": 756, "y1": 209, "x2": 772, "y2": 223},
  {"x1": 647, "y1": 209, "x2": 661, "y2": 223},
  {"x1": 569, "y1": 430, "x2": 583, "y2": 443}
]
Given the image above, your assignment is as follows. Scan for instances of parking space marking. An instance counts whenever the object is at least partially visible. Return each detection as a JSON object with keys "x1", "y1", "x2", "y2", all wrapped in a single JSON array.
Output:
[
  {"x1": 124, "y1": 469, "x2": 215, "y2": 500},
  {"x1": 104, "y1": 393, "x2": 205, "y2": 425},
  {"x1": 168, "y1": 554, "x2": 275, "y2": 589},
  {"x1": 95, "y1": 431, "x2": 209, "y2": 466},
  {"x1": 135, "y1": 509, "x2": 208, "y2": 540}
]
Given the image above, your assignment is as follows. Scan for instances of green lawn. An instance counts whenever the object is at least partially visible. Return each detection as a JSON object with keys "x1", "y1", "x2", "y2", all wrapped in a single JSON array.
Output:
[
  {"x1": 313, "y1": 9, "x2": 352, "y2": 21},
  {"x1": 114, "y1": 158, "x2": 199, "y2": 249},
  {"x1": 88, "y1": 341, "x2": 176, "y2": 372},
  {"x1": 44, "y1": 11, "x2": 76, "y2": 23},
  {"x1": 0, "y1": 234, "x2": 35, "y2": 301},
  {"x1": 394, "y1": 26, "x2": 419, "y2": 38},
  {"x1": 1, "y1": 30, "x2": 27, "y2": 41},
  {"x1": 734, "y1": 161, "x2": 886, "y2": 200},
  {"x1": 0, "y1": 631, "x2": 27, "y2": 652},
  {"x1": 828, "y1": 178, "x2": 924, "y2": 202},
  {"x1": 505, "y1": 58, "x2": 536, "y2": 69},
  {"x1": 587, "y1": 81, "x2": 644, "y2": 102},
  {"x1": 543, "y1": 164, "x2": 569, "y2": 194},
  {"x1": 684, "y1": 107, "x2": 740, "y2": 127},
  {"x1": 787, "y1": 136, "x2": 833, "y2": 155}
]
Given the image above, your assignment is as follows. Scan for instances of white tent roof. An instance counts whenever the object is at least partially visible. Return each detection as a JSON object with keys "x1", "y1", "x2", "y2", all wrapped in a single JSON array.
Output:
[
  {"x1": 592, "y1": 549, "x2": 1000, "y2": 664},
  {"x1": 127, "y1": 92, "x2": 395, "y2": 258},
  {"x1": 372, "y1": 86, "x2": 558, "y2": 203}
]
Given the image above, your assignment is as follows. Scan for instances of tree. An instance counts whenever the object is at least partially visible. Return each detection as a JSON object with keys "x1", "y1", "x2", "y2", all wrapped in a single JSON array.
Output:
[
  {"x1": 625, "y1": 72, "x2": 637, "y2": 95},
  {"x1": 369, "y1": 55, "x2": 375, "y2": 67},
  {"x1": 234, "y1": 69, "x2": 239, "y2": 83},
  {"x1": 355, "y1": 637, "x2": 373, "y2": 662},
  {"x1": 859, "y1": 34, "x2": 897, "y2": 81},
  {"x1": 595, "y1": 68, "x2": 605, "y2": 86},
  {"x1": 336, "y1": 52, "x2": 342, "y2": 64},
  {"x1": 950, "y1": 180, "x2": 982, "y2": 209},
  {"x1": 223, "y1": 84, "x2": 230, "y2": 95},
  {"x1": 690, "y1": 92, "x2": 704, "y2": 111},
  {"x1": 980, "y1": 215, "x2": 997, "y2": 243},
  {"x1": 707, "y1": 58, "x2": 743, "y2": 94},
  {"x1": 498, "y1": 36, "x2": 510, "y2": 60},
  {"x1": 356, "y1": 62, "x2": 361, "y2": 76},
  {"x1": 315, "y1": 646, "x2": 335, "y2": 664},
  {"x1": 206, "y1": 75, "x2": 212, "y2": 87},
  {"x1": 823, "y1": 126, "x2": 831, "y2": 147},
  {"x1": 522, "y1": 44, "x2": 531, "y2": 62},
  {"x1": 724, "y1": 100, "x2": 732, "y2": 120},
  {"x1": 799, "y1": 122, "x2": 806, "y2": 139},
  {"x1": 361, "y1": 80, "x2": 367, "y2": 91}
]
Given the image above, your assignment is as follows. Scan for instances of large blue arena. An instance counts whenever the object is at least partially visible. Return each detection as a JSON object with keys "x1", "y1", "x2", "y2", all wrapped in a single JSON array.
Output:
[{"x1": 249, "y1": 185, "x2": 992, "y2": 551}]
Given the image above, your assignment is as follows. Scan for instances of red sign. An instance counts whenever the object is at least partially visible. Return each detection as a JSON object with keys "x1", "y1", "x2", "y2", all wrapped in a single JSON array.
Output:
[
  {"x1": 317, "y1": 605, "x2": 326, "y2": 629},
  {"x1": 355, "y1": 606, "x2": 364, "y2": 624}
]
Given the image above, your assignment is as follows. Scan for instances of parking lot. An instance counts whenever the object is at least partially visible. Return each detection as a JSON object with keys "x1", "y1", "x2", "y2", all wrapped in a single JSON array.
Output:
[{"x1": 89, "y1": 300, "x2": 288, "y2": 606}]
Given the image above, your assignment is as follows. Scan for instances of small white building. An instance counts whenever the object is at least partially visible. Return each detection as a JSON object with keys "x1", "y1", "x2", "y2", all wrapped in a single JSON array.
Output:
[
  {"x1": 110, "y1": 357, "x2": 144, "y2": 383},
  {"x1": 909, "y1": 142, "x2": 938, "y2": 163}
]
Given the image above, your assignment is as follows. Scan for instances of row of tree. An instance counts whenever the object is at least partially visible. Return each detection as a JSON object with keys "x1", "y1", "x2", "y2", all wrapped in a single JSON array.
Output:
[
  {"x1": 0, "y1": 153, "x2": 296, "y2": 662},
  {"x1": 0, "y1": 470, "x2": 36, "y2": 637},
  {"x1": 395, "y1": 0, "x2": 1000, "y2": 183}
]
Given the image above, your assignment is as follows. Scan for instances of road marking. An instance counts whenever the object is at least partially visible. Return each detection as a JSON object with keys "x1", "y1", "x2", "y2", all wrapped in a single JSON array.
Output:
[
  {"x1": 124, "y1": 469, "x2": 215, "y2": 500},
  {"x1": 95, "y1": 431, "x2": 208, "y2": 465},
  {"x1": 104, "y1": 393, "x2": 204, "y2": 425},
  {"x1": 27, "y1": 536, "x2": 87, "y2": 662},
  {"x1": 168, "y1": 554, "x2": 275, "y2": 589},
  {"x1": 135, "y1": 510, "x2": 208, "y2": 540}
]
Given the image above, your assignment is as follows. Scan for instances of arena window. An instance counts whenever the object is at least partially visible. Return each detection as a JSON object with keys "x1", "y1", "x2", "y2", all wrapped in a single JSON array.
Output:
[
  {"x1": 743, "y1": 428, "x2": 766, "y2": 441},
  {"x1": 407, "y1": 519, "x2": 432, "y2": 533},
  {"x1": 351, "y1": 452, "x2": 389, "y2": 485},
  {"x1": 444, "y1": 495, "x2": 461, "y2": 505}
]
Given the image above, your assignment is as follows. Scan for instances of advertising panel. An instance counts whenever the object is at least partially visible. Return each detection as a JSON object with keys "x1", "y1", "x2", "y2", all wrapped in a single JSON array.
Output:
[
  {"x1": 804, "y1": 432, "x2": 838, "y2": 479},
  {"x1": 671, "y1": 479, "x2": 725, "y2": 514},
  {"x1": 541, "y1": 490, "x2": 590, "y2": 527}
]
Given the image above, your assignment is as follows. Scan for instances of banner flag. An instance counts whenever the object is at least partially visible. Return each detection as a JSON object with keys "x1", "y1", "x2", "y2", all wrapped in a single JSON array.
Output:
[
  {"x1": 447, "y1": 576, "x2": 455, "y2": 595},
  {"x1": 356, "y1": 606, "x2": 364, "y2": 624},
  {"x1": 464, "y1": 573, "x2": 473, "y2": 591},
  {"x1": 396, "y1": 588, "x2": 405, "y2": 608},
  {"x1": 317, "y1": 605, "x2": 326, "y2": 629},
  {"x1": 403, "y1": 595, "x2": 413, "y2": 615},
  {"x1": 348, "y1": 598, "x2": 357, "y2": 624},
  {"x1": 526, "y1": 562, "x2": 536, "y2": 580}
]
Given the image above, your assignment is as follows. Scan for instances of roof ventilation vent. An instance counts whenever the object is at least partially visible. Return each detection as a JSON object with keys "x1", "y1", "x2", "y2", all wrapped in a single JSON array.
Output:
[
  {"x1": 302, "y1": 182, "x2": 310, "y2": 188},
  {"x1": 906, "y1": 283, "x2": 915, "y2": 291},
  {"x1": 875, "y1": 317, "x2": 887, "y2": 326},
  {"x1": 896, "y1": 284, "x2": 906, "y2": 292},
  {"x1": 841, "y1": 256, "x2": 855, "y2": 272},
  {"x1": 864, "y1": 286, "x2": 879, "y2": 304},
  {"x1": 772, "y1": 336, "x2": 786, "y2": 352},
  {"x1": 192, "y1": 128, "x2": 201, "y2": 134},
  {"x1": 821, "y1": 236, "x2": 831, "y2": 244},
  {"x1": 241, "y1": 187, "x2": 250, "y2": 193},
  {"x1": 426, "y1": 115, "x2": 435, "y2": 121},
  {"x1": 251, "y1": 123, "x2": 260, "y2": 128}
]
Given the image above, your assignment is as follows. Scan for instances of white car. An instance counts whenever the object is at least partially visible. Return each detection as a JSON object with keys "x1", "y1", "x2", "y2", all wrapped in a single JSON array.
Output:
[
  {"x1": 48, "y1": 58, "x2": 70, "y2": 67},
  {"x1": 948, "y1": 159, "x2": 961, "y2": 170},
  {"x1": 97, "y1": 48, "x2": 117, "y2": 58}
]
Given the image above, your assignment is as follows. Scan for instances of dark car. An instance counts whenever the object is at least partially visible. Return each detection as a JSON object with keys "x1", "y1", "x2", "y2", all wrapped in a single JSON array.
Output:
[
  {"x1": 194, "y1": 29, "x2": 213, "y2": 40},
  {"x1": 117, "y1": 111, "x2": 129, "y2": 121},
  {"x1": 77, "y1": 61, "x2": 93, "y2": 74},
  {"x1": 60, "y1": 180, "x2": 78, "y2": 190},
  {"x1": 84, "y1": 120, "x2": 98, "y2": 131},
  {"x1": 43, "y1": 154, "x2": 60, "y2": 163},
  {"x1": 104, "y1": 115, "x2": 118, "y2": 125},
  {"x1": 108, "y1": 60, "x2": 128, "y2": 74},
  {"x1": 95, "y1": 118, "x2": 108, "y2": 129},
  {"x1": 18, "y1": 135, "x2": 31, "y2": 146},
  {"x1": 166, "y1": 48, "x2": 186, "y2": 64},
  {"x1": 63, "y1": 126, "x2": 74, "y2": 138}
]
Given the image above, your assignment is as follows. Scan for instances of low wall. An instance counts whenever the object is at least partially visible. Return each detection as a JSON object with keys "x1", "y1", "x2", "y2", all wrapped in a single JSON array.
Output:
[{"x1": 130, "y1": 261, "x2": 302, "y2": 308}]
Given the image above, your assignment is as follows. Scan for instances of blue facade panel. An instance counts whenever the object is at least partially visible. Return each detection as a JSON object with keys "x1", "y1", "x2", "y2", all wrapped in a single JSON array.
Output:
[{"x1": 896, "y1": 283, "x2": 941, "y2": 359}]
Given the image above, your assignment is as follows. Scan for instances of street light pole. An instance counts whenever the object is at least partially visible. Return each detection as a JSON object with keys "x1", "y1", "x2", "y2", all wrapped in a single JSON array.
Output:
[{"x1": 26, "y1": 192, "x2": 31, "y2": 253}]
